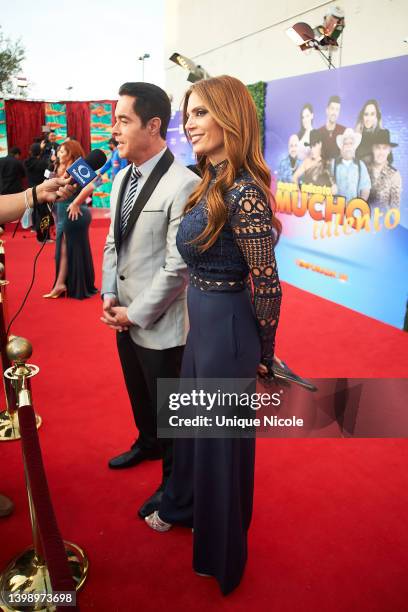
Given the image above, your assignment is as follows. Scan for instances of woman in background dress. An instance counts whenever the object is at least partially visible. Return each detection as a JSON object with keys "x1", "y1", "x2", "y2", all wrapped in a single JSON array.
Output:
[{"x1": 43, "y1": 140, "x2": 97, "y2": 299}]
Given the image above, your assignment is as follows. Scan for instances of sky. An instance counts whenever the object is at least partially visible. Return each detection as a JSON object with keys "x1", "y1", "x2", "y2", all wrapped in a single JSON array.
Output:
[{"x1": 0, "y1": 0, "x2": 165, "y2": 101}]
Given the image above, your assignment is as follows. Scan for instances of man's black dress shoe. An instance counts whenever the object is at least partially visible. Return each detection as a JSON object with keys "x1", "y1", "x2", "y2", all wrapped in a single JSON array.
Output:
[
  {"x1": 108, "y1": 446, "x2": 162, "y2": 469},
  {"x1": 138, "y1": 485, "x2": 165, "y2": 519}
]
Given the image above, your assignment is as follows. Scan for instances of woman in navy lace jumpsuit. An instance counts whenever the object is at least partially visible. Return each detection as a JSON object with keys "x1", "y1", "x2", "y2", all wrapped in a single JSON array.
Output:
[{"x1": 146, "y1": 76, "x2": 282, "y2": 595}]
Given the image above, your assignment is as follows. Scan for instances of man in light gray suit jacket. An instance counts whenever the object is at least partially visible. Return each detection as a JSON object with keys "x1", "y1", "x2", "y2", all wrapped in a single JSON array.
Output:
[{"x1": 101, "y1": 82, "x2": 200, "y2": 518}]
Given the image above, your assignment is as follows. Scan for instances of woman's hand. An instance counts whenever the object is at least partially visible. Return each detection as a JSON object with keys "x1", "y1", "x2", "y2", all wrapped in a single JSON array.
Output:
[
  {"x1": 257, "y1": 361, "x2": 278, "y2": 386},
  {"x1": 67, "y1": 202, "x2": 83, "y2": 220},
  {"x1": 257, "y1": 363, "x2": 269, "y2": 377}
]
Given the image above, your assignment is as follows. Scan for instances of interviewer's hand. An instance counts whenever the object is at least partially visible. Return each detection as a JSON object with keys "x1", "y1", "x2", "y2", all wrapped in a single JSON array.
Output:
[{"x1": 37, "y1": 178, "x2": 76, "y2": 203}]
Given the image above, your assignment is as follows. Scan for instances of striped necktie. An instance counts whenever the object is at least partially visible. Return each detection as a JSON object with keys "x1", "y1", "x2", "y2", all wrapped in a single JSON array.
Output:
[{"x1": 121, "y1": 165, "x2": 142, "y2": 236}]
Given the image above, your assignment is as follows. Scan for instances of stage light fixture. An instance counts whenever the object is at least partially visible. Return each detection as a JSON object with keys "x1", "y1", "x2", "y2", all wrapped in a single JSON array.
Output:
[
  {"x1": 169, "y1": 52, "x2": 210, "y2": 83},
  {"x1": 286, "y1": 22, "x2": 316, "y2": 48},
  {"x1": 286, "y1": 4, "x2": 345, "y2": 69},
  {"x1": 138, "y1": 53, "x2": 150, "y2": 82},
  {"x1": 314, "y1": 5, "x2": 345, "y2": 47}
]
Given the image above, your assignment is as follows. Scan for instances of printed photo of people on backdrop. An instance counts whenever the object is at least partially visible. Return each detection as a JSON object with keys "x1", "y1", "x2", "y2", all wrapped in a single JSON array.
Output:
[
  {"x1": 276, "y1": 95, "x2": 402, "y2": 213},
  {"x1": 264, "y1": 56, "x2": 408, "y2": 329}
]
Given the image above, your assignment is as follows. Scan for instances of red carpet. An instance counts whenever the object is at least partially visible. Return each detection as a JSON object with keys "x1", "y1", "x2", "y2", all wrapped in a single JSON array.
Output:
[{"x1": 1, "y1": 224, "x2": 408, "y2": 612}]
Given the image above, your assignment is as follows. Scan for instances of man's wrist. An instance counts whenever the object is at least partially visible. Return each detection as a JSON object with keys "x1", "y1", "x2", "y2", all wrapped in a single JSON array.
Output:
[
  {"x1": 102, "y1": 292, "x2": 117, "y2": 300},
  {"x1": 126, "y1": 309, "x2": 136, "y2": 326}
]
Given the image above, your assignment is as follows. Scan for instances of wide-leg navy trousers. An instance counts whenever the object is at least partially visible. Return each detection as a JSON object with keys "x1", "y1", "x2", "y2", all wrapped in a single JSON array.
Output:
[{"x1": 160, "y1": 285, "x2": 261, "y2": 595}]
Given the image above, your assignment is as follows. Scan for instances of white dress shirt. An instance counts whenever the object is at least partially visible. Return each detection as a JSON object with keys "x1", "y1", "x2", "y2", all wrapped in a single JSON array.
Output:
[{"x1": 122, "y1": 146, "x2": 168, "y2": 207}]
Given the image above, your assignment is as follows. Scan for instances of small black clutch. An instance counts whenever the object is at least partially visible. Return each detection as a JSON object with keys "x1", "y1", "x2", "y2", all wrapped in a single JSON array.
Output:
[
  {"x1": 272, "y1": 358, "x2": 317, "y2": 392},
  {"x1": 32, "y1": 186, "x2": 54, "y2": 242}
]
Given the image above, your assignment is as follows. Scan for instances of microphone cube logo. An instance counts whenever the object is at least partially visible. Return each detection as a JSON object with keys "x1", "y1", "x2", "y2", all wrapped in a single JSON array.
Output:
[{"x1": 67, "y1": 158, "x2": 97, "y2": 187}]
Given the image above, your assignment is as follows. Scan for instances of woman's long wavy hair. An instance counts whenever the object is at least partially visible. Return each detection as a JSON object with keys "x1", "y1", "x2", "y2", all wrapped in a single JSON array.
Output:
[
  {"x1": 182, "y1": 75, "x2": 281, "y2": 252},
  {"x1": 56, "y1": 140, "x2": 85, "y2": 176}
]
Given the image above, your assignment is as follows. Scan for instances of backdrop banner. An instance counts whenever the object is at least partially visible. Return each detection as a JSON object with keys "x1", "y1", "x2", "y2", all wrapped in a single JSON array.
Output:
[
  {"x1": 167, "y1": 110, "x2": 195, "y2": 166},
  {"x1": 264, "y1": 55, "x2": 408, "y2": 329},
  {"x1": 0, "y1": 99, "x2": 8, "y2": 157},
  {"x1": 89, "y1": 102, "x2": 112, "y2": 208},
  {"x1": 44, "y1": 102, "x2": 67, "y2": 143}
]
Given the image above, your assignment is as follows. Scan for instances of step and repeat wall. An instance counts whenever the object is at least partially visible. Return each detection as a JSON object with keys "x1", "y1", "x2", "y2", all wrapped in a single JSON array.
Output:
[
  {"x1": 44, "y1": 103, "x2": 67, "y2": 141},
  {"x1": 166, "y1": 109, "x2": 195, "y2": 166},
  {"x1": 89, "y1": 103, "x2": 114, "y2": 207},
  {"x1": 264, "y1": 55, "x2": 407, "y2": 330}
]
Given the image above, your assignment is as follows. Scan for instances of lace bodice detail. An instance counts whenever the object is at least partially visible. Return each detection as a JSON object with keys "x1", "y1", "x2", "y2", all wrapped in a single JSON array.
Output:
[{"x1": 176, "y1": 166, "x2": 282, "y2": 367}]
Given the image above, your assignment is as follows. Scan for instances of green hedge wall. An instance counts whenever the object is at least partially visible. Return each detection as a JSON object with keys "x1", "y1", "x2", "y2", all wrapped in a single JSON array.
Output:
[{"x1": 247, "y1": 81, "x2": 266, "y2": 152}]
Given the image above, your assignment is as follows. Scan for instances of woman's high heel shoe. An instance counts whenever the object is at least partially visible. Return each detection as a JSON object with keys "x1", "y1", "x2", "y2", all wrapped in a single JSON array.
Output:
[
  {"x1": 42, "y1": 287, "x2": 67, "y2": 299},
  {"x1": 145, "y1": 511, "x2": 172, "y2": 532}
]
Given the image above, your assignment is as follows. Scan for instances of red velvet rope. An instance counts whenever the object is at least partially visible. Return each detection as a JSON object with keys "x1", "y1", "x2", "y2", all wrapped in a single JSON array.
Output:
[{"x1": 17, "y1": 396, "x2": 78, "y2": 610}]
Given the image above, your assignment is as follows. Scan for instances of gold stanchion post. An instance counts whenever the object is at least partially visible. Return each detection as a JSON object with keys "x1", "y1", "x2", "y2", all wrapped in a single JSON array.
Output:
[{"x1": 0, "y1": 337, "x2": 88, "y2": 612}]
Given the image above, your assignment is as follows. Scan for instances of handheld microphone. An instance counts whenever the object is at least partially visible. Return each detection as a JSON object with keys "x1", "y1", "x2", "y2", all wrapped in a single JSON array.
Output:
[
  {"x1": 66, "y1": 149, "x2": 107, "y2": 187},
  {"x1": 35, "y1": 150, "x2": 107, "y2": 243}
]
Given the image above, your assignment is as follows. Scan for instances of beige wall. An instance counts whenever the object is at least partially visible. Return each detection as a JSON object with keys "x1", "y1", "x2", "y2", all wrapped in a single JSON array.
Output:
[{"x1": 165, "y1": 0, "x2": 408, "y2": 108}]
